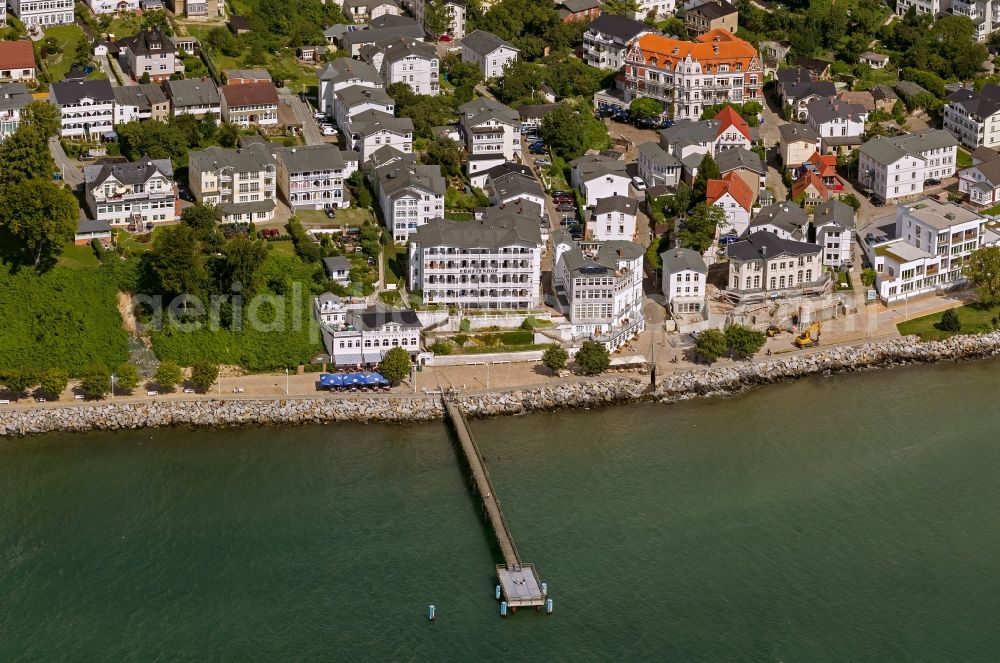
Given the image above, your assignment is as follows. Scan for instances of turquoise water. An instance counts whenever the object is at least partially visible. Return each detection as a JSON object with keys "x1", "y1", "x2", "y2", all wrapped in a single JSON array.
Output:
[{"x1": 3, "y1": 360, "x2": 1000, "y2": 660}]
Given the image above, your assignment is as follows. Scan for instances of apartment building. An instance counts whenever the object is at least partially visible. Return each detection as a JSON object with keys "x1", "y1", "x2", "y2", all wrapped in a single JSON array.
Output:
[
  {"x1": 360, "y1": 37, "x2": 439, "y2": 96},
  {"x1": 725, "y1": 231, "x2": 827, "y2": 303},
  {"x1": 50, "y1": 79, "x2": 115, "y2": 139},
  {"x1": 775, "y1": 67, "x2": 837, "y2": 121},
  {"x1": 318, "y1": 58, "x2": 383, "y2": 119},
  {"x1": 458, "y1": 97, "x2": 520, "y2": 175},
  {"x1": 321, "y1": 305, "x2": 423, "y2": 367},
  {"x1": 570, "y1": 154, "x2": 630, "y2": 206},
  {"x1": 707, "y1": 171, "x2": 754, "y2": 235},
  {"x1": 188, "y1": 144, "x2": 278, "y2": 223},
  {"x1": 374, "y1": 162, "x2": 445, "y2": 243},
  {"x1": 412, "y1": 0, "x2": 466, "y2": 39},
  {"x1": 806, "y1": 97, "x2": 869, "y2": 154},
  {"x1": 117, "y1": 27, "x2": 182, "y2": 82},
  {"x1": 84, "y1": 156, "x2": 177, "y2": 230},
  {"x1": 778, "y1": 123, "x2": 821, "y2": 175},
  {"x1": 461, "y1": 30, "x2": 519, "y2": 79},
  {"x1": 10, "y1": 0, "x2": 73, "y2": 27},
  {"x1": 684, "y1": 0, "x2": 738, "y2": 37},
  {"x1": 812, "y1": 198, "x2": 855, "y2": 268},
  {"x1": 334, "y1": 84, "x2": 394, "y2": 133},
  {"x1": 220, "y1": 81, "x2": 279, "y2": 128},
  {"x1": 636, "y1": 141, "x2": 682, "y2": 187},
  {"x1": 582, "y1": 14, "x2": 655, "y2": 71},
  {"x1": 623, "y1": 29, "x2": 762, "y2": 121},
  {"x1": 113, "y1": 83, "x2": 170, "y2": 123},
  {"x1": 661, "y1": 247, "x2": 708, "y2": 316},
  {"x1": 552, "y1": 233, "x2": 645, "y2": 351},
  {"x1": 589, "y1": 195, "x2": 638, "y2": 242},
  {"x1": 164, "y1": 77, "x2": 221, "y2": 118},
  {"x1": 859, "y1": 130, "x2": 958, "y2": 204},
  {"x1": 943, "y1": 84, "x2": 1000, "y2": 149},
  {"x1": 273, "y1": 144, "x2": 359, "y2": 210},
  {"x1": 958, "y1": 148, "x2": 1000, "y2": 206},
  {"x1": 346, "y1": 110, "x2": 414, "y2": 163},
  {"x1": 408, "y1": 214, "x2": 543, "y2": 310}
]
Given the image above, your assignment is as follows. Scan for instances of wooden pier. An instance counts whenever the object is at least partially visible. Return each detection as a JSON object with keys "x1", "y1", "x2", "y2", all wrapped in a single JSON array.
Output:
[{"x1": 443, "y1": 399, "x2": 547, "y2": 610}]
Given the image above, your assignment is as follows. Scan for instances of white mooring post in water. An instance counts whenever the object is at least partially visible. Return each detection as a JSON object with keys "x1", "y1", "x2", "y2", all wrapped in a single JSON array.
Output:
[{"x1": 428, "y1": 605, "x2": 435, "y2": 621}]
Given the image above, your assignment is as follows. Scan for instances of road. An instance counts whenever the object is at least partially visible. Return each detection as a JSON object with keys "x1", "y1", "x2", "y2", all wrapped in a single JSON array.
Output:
[
  {"x1": 50, "y1": 137, "x2": 83, "y2": 189},
  {"x1": 282, "y1": 93, "x2": 324, "y2": 146}
]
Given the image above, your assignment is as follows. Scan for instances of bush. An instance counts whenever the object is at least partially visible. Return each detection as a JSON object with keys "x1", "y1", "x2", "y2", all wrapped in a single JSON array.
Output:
[
  {"x1": 939, "y1": 308, "x2": 962, "y2": 332},
  {"x1": 37, "y1": 369, "x2": 68, "y2": 400},
  {"x1": 575, "y1": 340, "x2": 610, "y2": 375},
  {"x1": 542, "y1": 346, "x2": 567, "y2": 373},
  {"x1": 453, "y1": 334, "x2": 469, "y2": 347},
  {"x1": 114, "y1": 363, "x2": 139, "y2": 392},
  {"x1": 724, "y1": 324, "x2": 766, "y2": 359},
  {"x1": 459, "y1": 318, "x2": 471, "y2": 332},
  {"x1": 694, "y1": 329, "x2": 728, "y2": 364},
  {"x1": 430, "y1": 340, "x2": 452, "y2": 355},
  {"x1": 0, "y1": 368, "x2": 36, "y2": 396}
]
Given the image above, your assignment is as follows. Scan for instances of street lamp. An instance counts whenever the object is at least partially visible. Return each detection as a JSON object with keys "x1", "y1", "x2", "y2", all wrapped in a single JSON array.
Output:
[
  {"x1": 110, "y1": 374, "x2": 116, "y2": 400},
  {"x1": 285, "y1": 367, "x2": 290, "y2": 395}
]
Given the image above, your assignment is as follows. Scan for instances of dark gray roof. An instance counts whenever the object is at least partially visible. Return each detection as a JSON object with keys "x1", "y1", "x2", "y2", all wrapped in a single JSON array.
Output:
[
  {"x1": 782, "y1": 79, "x2": 837, "y2": 102},
  {"x1": 559, "y1": 0, "x2": 600, "y2": 12},
  {"x1": 480, "y1": 162, "x2": 532, "y2": 182},
  {"x1": 775, "y1": 67, "x2": 813, "y2": 85},
  {"x1": 323, "y1": 256, "x2": 352, "y2": 273},
  {"x1": 870, "y1": 85, "x2": 898, "y2": 102},
  {"x1": 894, "y1": 80, "x2": 930, "y2": 99},
  {"x1": 335, "y1": 84, "x2": 393, "y2": 109},
  {"x1": 860, "y1": 130, "x2": 958, "y2": 165},
  {"x1": 559, "y1": 240, "x2": 644, "y2": 276},
  {"x1": 354, "y1": 305, "x2": 421, "y2": 330},
  {"x1": 587, "y1": 13, "x2": 654, "y2": 40},
  {"x1": 462, "y1": 29, "x2": 517, "y2": 57},
  {"x1": 318, "y1": 57, "x2": 383, "y2": 84},
  {"x1": 660, "y1": 247, "x2": 706, "y2": 274},
  {"x1": 51, "y1": 79, "x2": 115, "y2": 105},
  {"x1": 367, "y1": 145, "x2": 414, "y2": 171},
  {"x1": 0, "y1": 82, "x2": 31, "y2": 113},
  {"x1": 638, "y1": 141, "x2": 682, "y2": 167},
  {"x1": 688, "y1": 0, "x2": 737, "y2": 19},
  {"x1": 571, "y1": 154, "x2": 627, "y2": 180},
  {"x1": 727, "y1": 231, "x2": 820, "y2": 261},
  {"x1": 791, "y1": 56, "x2": 831, "y2": 75},
  {"x1": 377, "y1": 163, "x2": 445, "y2": 198},
  {"x1": 518, "y1": 103, "x2": 558, "y2": 119},
  {"x1": 489, "y1": 171, "x2": 542, "y2": 200},
  {"x1": 947, "y1": 84, "x2": 1000, "y2": 121},
  {"x1": 812, "y1": 199, "x2": 856, "y2": 230},
  {"x1": 118, "y1": 26, "x2": 175, "y2": 57},
  {"x1": 966, "y1": 155, "x2": 1000, "y2": 186},
  {"x1": 349, "y1": 109, "x2": 413, "y2": 136},
  {"x1": 778, "y1": 123, "x2": 820, "y2": 144},
  {"x1": 594, "y1": 195, "x2": 636, "y2": 215},
  {"x1": 750, "y1": 201, "x2": 808, "y2": 238},
  {"x1": 165, "y1": 78, "x2": 220, "y2": 107},
  {"x1": 219, "y1": 199, "x2": 276, "y2": 215},
  {"x1": 410, "y1": 215, "x2": 542, "y2": 248},
  {"x1": 459, "y1": 97, "x2": 518, "y2": 126},
  {"x1": 113, "y1": 83, "x2": 168, "y2": 109},
  {"x1": 77, "y1": 219, "x2": 111, "y2": 234},
  {"x1": 343, "y1": 17, "x2": 424, "y2": 45},
  {"x1": 660, "y1": 119, "x2": 719, "y2": 148},
  {"x1": 274, "y1": 144, "x2": 358, "y2": 173},
  {"x1": 189, "y1": 144, "x2": 276, "y2": 173},
  {"x1": 360, "y1": 35, "x2": 436, "y2": 66},
  {"x1": 85, "y1": 155, "x2": 172, "y2": 188},
  {"x1": 806, "y1": 97, "x2": 868, "y2": 125},
  {"x1": 715, "y1": 148, "x2": 765, "y2": 176}
]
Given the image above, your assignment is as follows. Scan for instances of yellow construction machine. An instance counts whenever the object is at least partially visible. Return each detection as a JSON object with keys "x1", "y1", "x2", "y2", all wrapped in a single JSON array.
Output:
[{"x1": 794, "y1": 322, "x2": 821, "y2": 348}]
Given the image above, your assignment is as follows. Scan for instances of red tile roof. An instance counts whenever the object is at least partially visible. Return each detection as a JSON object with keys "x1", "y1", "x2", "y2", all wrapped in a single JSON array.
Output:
[
  {"x1": 714, "y1": 105, "x2": 751, "y2": 141},
  {"x1": 707, "y1": 172, "x2": 754, "y2": 211},
  {"x1": 806, "y1": 150, "x2": 837, "y2": 177},
  {"x1": 221, "y1": 81, "x2": 279, "y2": 107},
  {"x1": 0, "y1": 40, "x2": 36, "y2": 71},
  {"x1": 792, "y1": 170, "x2": 828, "y2": 200},
  {"x1": 635, "y1": 29, "x2": 760, "y2": 74}
]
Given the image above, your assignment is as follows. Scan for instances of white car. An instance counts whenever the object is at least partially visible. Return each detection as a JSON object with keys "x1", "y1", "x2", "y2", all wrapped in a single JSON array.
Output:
[
  {"x1": 322, "y1": 126, "x2": 337, "y2": 136},
  {"x1": 314, "y1": 112, "x2": 326, "y2": 121},
  {"x1": 631, "y1": 176, "x2": 647, "y2": 191}
]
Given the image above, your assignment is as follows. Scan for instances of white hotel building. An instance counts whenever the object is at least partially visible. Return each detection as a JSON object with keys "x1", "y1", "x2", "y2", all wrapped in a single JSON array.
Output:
[
  {"x1": 858, "y1": 130, "x2": 958, "y2": 205},
  {"x1": 11, "y1": 0, "x2": 73, "y2": 27},
  {"x1": 408, "y1": 213, "x2": 543, "y2": 310}
]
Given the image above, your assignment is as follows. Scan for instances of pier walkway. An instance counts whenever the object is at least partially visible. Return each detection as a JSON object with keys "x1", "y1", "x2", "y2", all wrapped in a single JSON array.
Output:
[{"x1": 443, "y1": 398, "x2": 547, "y2": 609}]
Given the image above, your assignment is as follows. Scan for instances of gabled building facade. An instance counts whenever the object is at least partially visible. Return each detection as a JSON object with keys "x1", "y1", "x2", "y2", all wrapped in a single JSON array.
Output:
[
  {"x1": 461, "y1": 30, "x2": 519, "y2": 79},
  {"x1": 188, "y1": 144, "x2": 278, "y2": 223},
  {"x1": 375, "y1": 162, "x2": 445, "y2": 243},
  {"x1": 274, "y1": 144, "x2": 359, "y2": 210},
  {"x1": 84, "y1": 156, "x2": 177, "y2": 230}
]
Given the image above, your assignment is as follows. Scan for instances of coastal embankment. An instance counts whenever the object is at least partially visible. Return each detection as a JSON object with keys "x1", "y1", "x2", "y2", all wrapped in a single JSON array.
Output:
[{"x1": 3, "y1": 332, "x2": 1000, "y2": 437}]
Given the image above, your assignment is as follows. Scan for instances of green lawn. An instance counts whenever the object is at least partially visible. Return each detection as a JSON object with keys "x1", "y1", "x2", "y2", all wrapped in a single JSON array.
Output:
[
  {"x1": 897, "y1": 304, "x2": 1000, "y2": 340},
  {"x1": 980, "y1": 203, "x2": 1000, "y2": 217},
  {"x1": 267, "y1": 240, "x2": 296, "y2": 256},
  {"x1": 57, "y1": 242, "x2": 101, "y2": 269},
  {"x1": 43, "y1": 24, "x2": 88, "y2": 82},
  {"x1": 296, "y1": 207, "x2": 373, "y2": 228},
  {"x1": 957, "y1": 147, "x2": 973, "y2": 169},
  {"x1": 383, "y1": 242, "x2": 406, "y2": 285}
]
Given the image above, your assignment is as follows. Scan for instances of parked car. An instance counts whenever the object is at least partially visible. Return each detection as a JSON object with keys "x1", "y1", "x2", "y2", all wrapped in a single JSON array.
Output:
[
  {"x1": 314, "y1": 112, "x2": 325, "y2": 120},
  {"x1": 322, "y1": 126, "x2": 337, "y2": 136},
  {"x1": 631, "y1": 176, "x2": 647, "y2": 191},
  {"x1": 552, "y1": 197, "x2": 574, "y2": 205},
  {"x1": 325, "y1": 207, "x2": 336, "y2": 218},
  {"x1": 552, "y1": 190, "x2": 573, "y2": 197},
  {"x1": 925, "y1": 177, "x2": 941, "y2": 185},
  {"x1": 529, "y1": 146, "x2": 547, "y2": 155},
  {"x1": 178, "y1": 188, "x2": 195, "y2": 202},
  {"x1": 439, "y1": 33, "x2": 453, "y2": 42},
  {"x1": 535, "y1": 158, "x2": 552, "y2": 167},
  {"x1": 556, "y1": 203, "x2": 576, "y2": 212}
]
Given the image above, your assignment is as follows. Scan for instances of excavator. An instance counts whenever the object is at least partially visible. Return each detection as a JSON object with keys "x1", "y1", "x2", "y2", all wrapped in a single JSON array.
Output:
[{"x1": 794, "y1": 322, "x2": 821, "y2": 348}]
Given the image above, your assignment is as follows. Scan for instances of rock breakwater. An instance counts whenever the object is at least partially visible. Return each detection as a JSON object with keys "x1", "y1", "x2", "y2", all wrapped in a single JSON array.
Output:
[{"x1": 3, "y1": 332, "x2": 1000, "y2": 437}]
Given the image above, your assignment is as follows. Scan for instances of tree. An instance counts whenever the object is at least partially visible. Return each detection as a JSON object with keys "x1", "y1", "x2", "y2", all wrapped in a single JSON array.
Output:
[
  {"x1": 541, "y1": 346, "x2": 568, "y2": 373},
  {"x1": 358, "y1": 218, "x2": 382, "y2": 258},
  {"x1": 841, "y1": 193, "x2": 861, "y2": 210},
  {"x1": 540, "y1": 101, "x2": 609, "y2": 160},
  {"x1": 629, "y1": 97, "x2": 664, "y2": 120},
  {"x1": 694, "y1": 329, "x2": 728, "y2": 364},
  {"x1": 692, "y1": 153, "x2": 720, "y2": 202},
  {"x1": 115, "y1": 363, "x2": 140, "y2": 392},
  {"x1": 963, "y1": 245, "x2": 1000, "y2": 305},
  {"x1": 181, "y1": 202, "x2": 222, "y2": 239},
  {"x1": 139, "y1": 71, "x2": 152, "y2": 84},
  {"x1": 218, "y1": 122, "x2": 240, "y2": 148},
  {"x1": 37, "y1": 368, "x2": 69, "y2": 400},
  {"x1": 223, "y1": 236, "x2": 269, "y2": 297},
  {"x1": 423, "y1": 138, "x2": 464, "y2": 179},
  {"x1": 446, "y1": 57, "x2": 483, "y2": 89},
  {"x1": 79, "y1": 364, "x2": 112, "y2": 399},
  {"x1": 0, "y1": 126, "x2": 54, "y2": 187},
  {"x1": 0, "y1": 369, "x2": 35, "y2": 397},
  {"x1": 189, "y1": 361, "x2": 218, "y2": 393},
  {"x1": 725, "y1": 324, "x2": 766, "y2": 359},
  {"x1": 117, "y1": 119, "x2": 189, "y2": 165},
  {"x1": 423, "y1": 0, "x2": 451, "y2": 37},
  {"x1": 348, "y1": 172, "x2": 373, "y2": 209},
  {"x1": 155, "y1": 361, "x2": 183, "y2": 392},
  {"x1": 678, "y1": 203, "x2": 725, "y2": 253},
  {"x1": 20, "y1": 100, "x2": 61, "y2": 138},
  {"x1": 147, "y1": 224, "x2": 207, "y2": 297},
  {"x1": 861, "y1": 267, "x2": 876, "y2": 287},
  {"x1": 575, "y1": 340, "x2": 610, "y2": 375},
  {"x1": 379, "y1": 346, "x2": 411, "y2": 385},
  {"x1": 0, "y1": 178, "x2": 78, "y2": 266}
]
